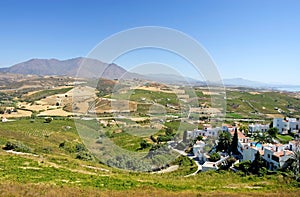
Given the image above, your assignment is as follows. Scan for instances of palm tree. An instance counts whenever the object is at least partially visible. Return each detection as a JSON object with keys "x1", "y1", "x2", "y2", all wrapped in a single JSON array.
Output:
[
  {"x1": 252, "y1": 131, "x2": 273, "y2": 145},
  {"x1": 239, "y1": 125, "x2": 249, "y2": 136}
]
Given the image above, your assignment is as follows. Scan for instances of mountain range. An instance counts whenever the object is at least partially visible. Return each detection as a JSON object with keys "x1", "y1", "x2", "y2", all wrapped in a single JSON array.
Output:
[
  {"x1": 0, "y1": 57, "x2": 134, "y2": 79},
  {"x1": 1, "y1": 57, "x2": 299, "y2": 90}
]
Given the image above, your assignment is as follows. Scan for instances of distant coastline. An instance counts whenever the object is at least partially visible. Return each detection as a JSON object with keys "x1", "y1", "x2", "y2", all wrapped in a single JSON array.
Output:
[{"x1": 275, "y1": 86, "x2": 300, "y2": 92}]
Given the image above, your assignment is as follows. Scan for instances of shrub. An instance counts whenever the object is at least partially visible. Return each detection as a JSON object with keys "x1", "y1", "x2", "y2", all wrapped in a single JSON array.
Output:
[
  {"x1": 175, "y1": 142, "x2": 186, "y2": 151},
  {"x1": 234, "y1": 160, "x2": 251, "y2": 175},
  {"x1": 76, "y1": 151, "x2": 94, "y2": 161},
  {"x1": 3, "y1": 140, "x2": 32, "y2": 153},
  {"x1": 44, "y1": 117, "x2": 53, "y2": 123},
  {"x1": 59, "y1": 141, "x2": 88, "y2": 153},
  {"x1": 209, "y1": 152, "x2": 221, "y2": 162},
  {"x1": 140, "y1": 140, "x2": 151, "y2": 149}
]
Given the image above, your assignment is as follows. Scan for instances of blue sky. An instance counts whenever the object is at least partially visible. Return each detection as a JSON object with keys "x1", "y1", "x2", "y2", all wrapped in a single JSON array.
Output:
[{"x1": 0, "y1": 0, "x2": 299, "y2": 84}]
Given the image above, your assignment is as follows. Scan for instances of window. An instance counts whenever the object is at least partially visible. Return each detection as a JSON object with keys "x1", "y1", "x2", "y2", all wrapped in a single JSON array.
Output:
[{"x1": 272, "y1": 155, "x2": 279, "y2": 162}]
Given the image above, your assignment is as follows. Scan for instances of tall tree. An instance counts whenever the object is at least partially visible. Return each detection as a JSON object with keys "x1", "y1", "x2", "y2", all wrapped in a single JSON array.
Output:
[
  {"x1": 250, "y1": 151, "x2": 264, "y2": 175},
  {"x1": 217, "y1": 132, "x2": 232, "y2": 154},
  {"x1": 183, "y1": 130, "x2": 188, "y2": 143},
  {"x1": 231, "y1": 128, "x2": 239, "y2": 154}
]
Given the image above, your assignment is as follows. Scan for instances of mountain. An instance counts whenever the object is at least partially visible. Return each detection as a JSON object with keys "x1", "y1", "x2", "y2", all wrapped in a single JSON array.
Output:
[
  {"x1": 143, "y1": 73, "x2": 204, "y2": 85},
  {"x1": 222, "y1": 78, "x2": 269, "y2": 88},
  {"x1": 222, "y1": 78, "x2": 300, "y2": 91},
  {"x1": 0, "y1": 57, "x2": 134, "y2": 79}
]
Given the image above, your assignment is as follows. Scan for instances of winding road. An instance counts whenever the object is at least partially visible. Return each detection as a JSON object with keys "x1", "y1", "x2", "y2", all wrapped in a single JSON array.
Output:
[{"x1": 171, "y1": 147, "x2": 202, "y2": 177}]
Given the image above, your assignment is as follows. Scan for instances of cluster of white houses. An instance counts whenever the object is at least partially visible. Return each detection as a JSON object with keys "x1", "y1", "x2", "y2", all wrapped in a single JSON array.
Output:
[
  {"x1": 247, "y1": 117, "x2": 300, "y2": 135},
  {"x1": 273, "y1": 117, "x2": 300, "y2": 134},
  {"x1": 189, "y1": 118, "x2": 299, "y2": 171}
]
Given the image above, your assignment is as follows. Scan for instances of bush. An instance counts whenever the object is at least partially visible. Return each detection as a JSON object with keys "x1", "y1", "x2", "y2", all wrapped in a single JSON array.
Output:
[
  {"x1": 76, "y1": 151, "x2": 94, "y2": 161},
  {"x1": 59, "y1": 141, "x2": 88, "y2": 153},
  {"x1": 140, "y1": 140, "x2": 151, "y2": 149},
  {"x1": 3, "y1": 140, "x2": 32, "y2": 153},
  {"x1": 44, "y1": 117, "x2": 53, "y2": 123},
  {"x1": 157, "y1": 135, "x2": 173, "y2": 142},
  {"x1": 234, "y1": 160, "x2": 251, "y2": 175},
  {"x1": 209, "y1": 153, "x2": 221, "y2": 162}
]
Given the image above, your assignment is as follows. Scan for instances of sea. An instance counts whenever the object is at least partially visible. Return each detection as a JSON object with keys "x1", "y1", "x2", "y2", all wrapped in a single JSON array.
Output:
[{"x1": 274, "y1": 86, "x2": 300, "y2": 92}]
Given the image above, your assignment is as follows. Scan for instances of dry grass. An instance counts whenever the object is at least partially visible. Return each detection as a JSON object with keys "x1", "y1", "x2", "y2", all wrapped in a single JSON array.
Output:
[{"x1": 0, "y1": 183, "x2": 299, "y2": 197}]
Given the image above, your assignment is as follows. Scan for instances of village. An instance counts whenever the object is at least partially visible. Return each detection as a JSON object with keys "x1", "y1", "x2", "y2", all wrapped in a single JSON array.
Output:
[{"x1": 179, "y1": 117, "x2": 299, "y2": 173}]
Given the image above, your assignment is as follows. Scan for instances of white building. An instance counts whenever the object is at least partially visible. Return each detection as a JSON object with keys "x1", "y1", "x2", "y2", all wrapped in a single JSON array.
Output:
[
  {"x1": 242, "y1": 144, "x2": 264, "y2": 162},
  {"x1": 288, "y1": 140, "x2": 299, "y2": 152},
  {"x1": 263, "y1": 147, "x2": 293, "y2": 170},
  {"x1": 193, "y1": 140, "x2": 206, "y2": 163},
  {"x1": 187, "y1": 127, "x2": 220, "y2": 139},
  {"x1": 273, "y1": 117, "x2": 300, "y2": 134},
  {"x1": 222, "y1": 125, "x2": 236, "y2": 133},
  {"x1": 229, "y1": 130, "x2": 250, "y2": 154},
  {"x1": 249, "y1": 123, "x2": 269, "y2": 134},
  {"x1": 242, "y1": 142, "x2": 293, "y2": 170}
]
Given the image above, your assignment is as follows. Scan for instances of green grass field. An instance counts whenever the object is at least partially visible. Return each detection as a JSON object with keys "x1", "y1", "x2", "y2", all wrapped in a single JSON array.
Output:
[{"x1": 0, "y1": 118, "x2": 299, "y2": 196}]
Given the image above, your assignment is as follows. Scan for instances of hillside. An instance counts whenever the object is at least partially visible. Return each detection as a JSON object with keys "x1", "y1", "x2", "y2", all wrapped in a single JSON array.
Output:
[{"x1": 0, "y1": 118, "x2": 299, "y2": 196}]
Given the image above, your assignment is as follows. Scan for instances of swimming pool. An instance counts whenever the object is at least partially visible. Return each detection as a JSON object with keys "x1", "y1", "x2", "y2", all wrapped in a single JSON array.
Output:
[{"x1": 254, "y1": 142, "x2": 262, "y2": 148}]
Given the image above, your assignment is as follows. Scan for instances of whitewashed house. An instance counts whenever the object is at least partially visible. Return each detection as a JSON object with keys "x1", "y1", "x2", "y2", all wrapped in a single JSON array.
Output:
[
  {"x1": 187, "y1": 127, "x2": 220, "y2": 139},
  {"x1": 242, "y1": 142, "x2": 293, "y2": 170},
  {"x1": 229, "y1": 130, "x2": 250, "y2": 154},
  {"x1": 263, "y1": 147, "x2": 293, "y2": 170},
  {"x1": 273, "y1": 117, "x2": 300, "y2": 134},
  {"x1": 249, "y1": 123, "x2": 269, "y2": 134},
  {"x1": 193, "y1": 140, "x2": 206, "y2": 163}
]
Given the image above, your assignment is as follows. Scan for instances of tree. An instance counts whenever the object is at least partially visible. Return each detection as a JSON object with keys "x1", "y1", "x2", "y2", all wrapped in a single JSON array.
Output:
[
  {"x1": 234, "y1": 160, "x2": 251, "y2": 175},
  {"x1": 250, "y1": 151, "x2": 265, "y2": 175},
  {"x1": 217, "y1": 132, "x2": 232, "y2": 153},
  {"x1": 231, "y1": 128, "x2": 239, "y2": 154},
  {"x1": 269, "y1": 121, "x2": 273, "y2": 128},
  {"x1": 252, "y1": 131, "x2": 273, "y2": 145},
  {"x1": 239, "y1": 125, "x2": 249, "y2": 136},
  {"x1": 196, "y1": 135, "x2": 203, "y2": 141},
  {"x1": 183, "y1": 130, "x2": 188, "y2": 143},
  {"x1": 268, "y1": 127, "x2": 278, "y2": 138}
]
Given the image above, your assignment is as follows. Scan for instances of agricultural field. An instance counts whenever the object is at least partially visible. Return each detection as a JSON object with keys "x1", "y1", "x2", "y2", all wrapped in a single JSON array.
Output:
[
  {"x1": 226, "y1": 89, "x2": 300, "y2": 119},
  {"x1": 1, "y1": 77, "x2": 300, "y2": 196}
]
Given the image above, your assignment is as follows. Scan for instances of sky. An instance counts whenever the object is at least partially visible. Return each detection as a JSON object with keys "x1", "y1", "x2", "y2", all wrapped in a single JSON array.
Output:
[{"x1": 0, "y1": 0, "x2": 299, "y2": 85}]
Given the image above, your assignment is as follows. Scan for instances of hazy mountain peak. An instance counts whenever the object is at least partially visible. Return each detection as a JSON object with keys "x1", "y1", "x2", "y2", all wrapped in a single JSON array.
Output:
[{"x1": 0, "y1": 57, "x2": 130, "y2": 79}]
